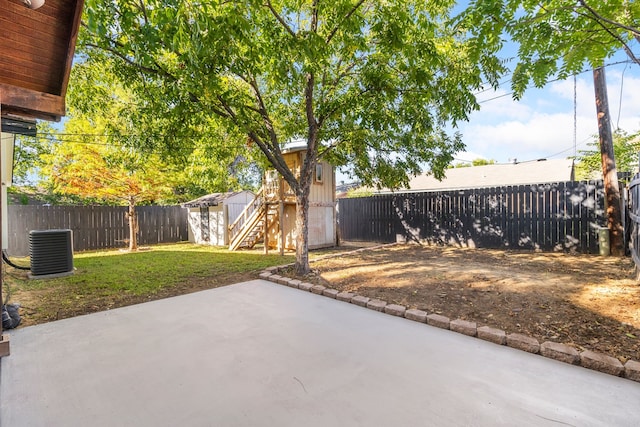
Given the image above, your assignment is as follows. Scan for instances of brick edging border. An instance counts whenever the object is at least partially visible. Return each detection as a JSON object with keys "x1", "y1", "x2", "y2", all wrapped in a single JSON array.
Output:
[{"x1": 259, "y1": 249, "x2": 640, "y2": 383}]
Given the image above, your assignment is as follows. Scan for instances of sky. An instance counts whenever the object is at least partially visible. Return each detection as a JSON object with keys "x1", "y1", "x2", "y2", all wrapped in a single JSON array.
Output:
[
  {"x1": 454, "y1": 56, "x2": 640, "y2": 166},
  {"x1": 336, "y1": 53, "x2": 640, "y2": 185},
  {"x1": 446, "y1": 0, "x2": 640, "y2": 167}
]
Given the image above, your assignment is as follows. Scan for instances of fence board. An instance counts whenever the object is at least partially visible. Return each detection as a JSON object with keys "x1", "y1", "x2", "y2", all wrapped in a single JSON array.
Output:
[
  {"x1": 338, "y1": 180, "x2": 607, "y2": 254},
  {"x1": 6, "y1": 205, "x2": 188, "y2": 256},
  {"x1": 629, "y1": 174, "x2": 640, "y2": 272}
]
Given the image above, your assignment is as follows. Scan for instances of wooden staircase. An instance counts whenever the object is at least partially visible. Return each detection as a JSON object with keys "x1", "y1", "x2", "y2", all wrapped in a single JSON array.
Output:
[{"x1": 228, "y1": 188, "x2": 279, "y2": 251}]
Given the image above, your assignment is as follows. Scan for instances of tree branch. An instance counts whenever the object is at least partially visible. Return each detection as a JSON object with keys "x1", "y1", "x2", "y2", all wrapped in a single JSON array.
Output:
[
  {"x1": 311, "y1": 0, "x2": 319, "y2": 32},
  {"x1": 319, "y1": 82, "x2": 372, "y2": 126},
  {"x1": 317, "y1": 138, "x2": 343, "y2": 158},
  {"x1": 84, "y1": 39, "x2": 167, "y2": 79},
  {"x1": 575, "y1": 7, "x2": 640, "y2": 66},
  {"x1": 304, "y1": 72, "x2": 318, "y2": 154},
  {"x1": 239, "y1": 73, "x2": 281, "y2": 153},
  {"x1": 136, "y1": 0, "x2": 149, "y2": 26},
  {"x1": 578, "y1": 0, "x2": 640, "y2": 37},
  {"x1": 216, "y1": 94, "x2": 297, "y2": 189},
  {"x1": 83, "y1": 33, "x2": 231, "y2": 119},
  {"x1": 265, "y1": 0, "x2": 297, "y2": 37},
  {"x1": 326, "y1": 0, "x2": 366, "y2": 44},
  {"x1": 304, "y1": 0, "x2": 320, "y2": 167}
]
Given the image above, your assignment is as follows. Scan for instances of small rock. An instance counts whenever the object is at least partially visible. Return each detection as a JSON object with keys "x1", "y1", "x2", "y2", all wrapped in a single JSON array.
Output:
[
  {"x1": 298, "y1": 282, "x2": 313, "y2": 291},
  {"x1": 336, "y1": 291, "x2": 355, "y2": 302},
  {"x1": 366, "y1": 299, "x2": 387, "y2": 312},
  {"x1": 384, "y1": 304, "x2": 406, "y2": 317},
  {"x1": 351, "y1": 295, "x2": 370, "y2": 307},
  {"x1": 310, "y1": 285, "x2": 326, "y2": 294},
  {"x1": 322, "y1": 288, "x2": 339, "y2": 299}
]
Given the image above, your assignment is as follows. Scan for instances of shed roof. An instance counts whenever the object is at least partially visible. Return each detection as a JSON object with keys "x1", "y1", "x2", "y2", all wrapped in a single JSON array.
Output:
[
  {"x1": 0, "y1": 0, "x2": 84, "y2": 122},
  {"x1": 396, "y1": 159, "x2": 575, "y2": 192},
  {"x1": 182, "y1": 191, "x2": 254, "y2": 208}
]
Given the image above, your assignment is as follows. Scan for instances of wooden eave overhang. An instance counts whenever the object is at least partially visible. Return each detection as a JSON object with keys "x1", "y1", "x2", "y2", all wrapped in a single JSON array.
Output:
[{"x1": 0, "y1": 0, "x2": 84, "y2": 122}]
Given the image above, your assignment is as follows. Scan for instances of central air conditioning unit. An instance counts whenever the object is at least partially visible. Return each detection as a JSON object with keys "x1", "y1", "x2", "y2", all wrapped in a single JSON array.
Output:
[{"x1": 29, "y1": 229, "x2": 74, "y2": 278}]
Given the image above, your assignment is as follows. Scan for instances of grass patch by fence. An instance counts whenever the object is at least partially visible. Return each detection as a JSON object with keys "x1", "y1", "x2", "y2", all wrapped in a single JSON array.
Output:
[{"x1": 5, "y1": 243, "x2": 295, "y2": 326}]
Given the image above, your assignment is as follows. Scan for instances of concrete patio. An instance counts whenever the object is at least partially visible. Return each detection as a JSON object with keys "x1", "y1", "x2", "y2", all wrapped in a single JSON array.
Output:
[{"x1": 1, "y1": 279, "x2": 639, "y2": 426}]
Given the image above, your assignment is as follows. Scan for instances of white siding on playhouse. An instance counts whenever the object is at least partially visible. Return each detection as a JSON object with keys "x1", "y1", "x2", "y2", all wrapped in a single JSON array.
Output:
[{"x1": 266, "y1": 158, "x2": 336, "y2": 251}]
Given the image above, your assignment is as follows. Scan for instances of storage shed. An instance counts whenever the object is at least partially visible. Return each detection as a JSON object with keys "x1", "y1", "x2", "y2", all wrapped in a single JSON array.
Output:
[{"x1": 182, "y1": 191, "x2": 255, "y2": 246}]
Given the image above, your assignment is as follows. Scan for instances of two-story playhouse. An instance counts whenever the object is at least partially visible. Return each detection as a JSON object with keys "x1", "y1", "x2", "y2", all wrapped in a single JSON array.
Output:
[{"x1": 228, "y1": 146, "x2": 336, "y2": 253}]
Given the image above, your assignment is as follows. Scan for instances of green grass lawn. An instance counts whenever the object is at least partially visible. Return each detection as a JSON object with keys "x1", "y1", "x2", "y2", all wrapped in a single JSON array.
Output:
[{"x1": 4, "y1": 242, "x2": 296, "y2": 326}]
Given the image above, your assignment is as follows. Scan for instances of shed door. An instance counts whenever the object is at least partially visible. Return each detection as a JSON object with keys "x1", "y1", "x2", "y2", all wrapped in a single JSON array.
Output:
[{"x1": 200, "y1": 207, "x2": 210, "y2": 242}]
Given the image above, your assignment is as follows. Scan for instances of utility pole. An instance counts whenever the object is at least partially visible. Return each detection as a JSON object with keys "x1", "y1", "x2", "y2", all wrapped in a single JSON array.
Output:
[{"x1": 593, "y1": 66, "x2": 624, "y2": 256}]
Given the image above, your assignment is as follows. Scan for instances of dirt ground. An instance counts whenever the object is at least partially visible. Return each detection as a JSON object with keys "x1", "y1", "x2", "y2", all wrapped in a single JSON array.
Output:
[{"x1": 304, "y1": 244, "x2": 640, "y2": 363}]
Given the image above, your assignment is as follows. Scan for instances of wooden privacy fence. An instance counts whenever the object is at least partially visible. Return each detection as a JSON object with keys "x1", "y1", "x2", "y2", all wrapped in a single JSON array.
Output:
[
  {"x1": 628, "y1": 174, "x2": 640, "y2": 272},
  {"x1": 338, "y1": 181, "x2": 607, "y2": 253},
  {"x1": 6, "y1": 205, "x2": 188, "y2": 256}
]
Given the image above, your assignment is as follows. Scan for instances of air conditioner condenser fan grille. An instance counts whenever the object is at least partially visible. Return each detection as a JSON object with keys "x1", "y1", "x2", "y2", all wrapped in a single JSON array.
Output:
[{"x1": 29, "y1": 229, "x2": 74, "y2": 276}]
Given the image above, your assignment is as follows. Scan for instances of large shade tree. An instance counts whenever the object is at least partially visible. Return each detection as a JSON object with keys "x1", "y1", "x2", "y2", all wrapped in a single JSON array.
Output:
[{"x1": 81, "y1": 0, "x2": 504, "y2": 273}]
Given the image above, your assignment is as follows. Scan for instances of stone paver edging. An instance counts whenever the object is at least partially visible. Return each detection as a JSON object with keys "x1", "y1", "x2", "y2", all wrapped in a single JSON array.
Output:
[{"x1": 261, "y1": 245, "x2": 640, "y2": 383}]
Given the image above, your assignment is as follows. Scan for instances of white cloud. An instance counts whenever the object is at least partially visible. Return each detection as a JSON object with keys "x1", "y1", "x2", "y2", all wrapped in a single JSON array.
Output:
[
  {"x1": 462, "y1": 112, "x2": 592, "y2": 163},
  {"x1": 473, "y1": 89, "x2": 532, "y2": 122},
  {"x1": 548, "y1": 71, "x2": 640, "y2": 129},
  {"x1": 457, "y1": 65, "x2": 640, "y2": 164}
]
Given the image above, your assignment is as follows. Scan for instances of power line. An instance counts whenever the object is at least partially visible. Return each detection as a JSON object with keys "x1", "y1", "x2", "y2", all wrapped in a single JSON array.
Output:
[
  {"x1": 544, "y1": 135, "x2": 593, "y2": 159},
  {"x1": 28, "y1": 133, "x2": 247, "y2": 154},
  {"x1": 476, "y1": 58, "x2": 637, "y2": 104},
  {"x1": 616, "y1": 61, "x2": 628, "y2": 129}
]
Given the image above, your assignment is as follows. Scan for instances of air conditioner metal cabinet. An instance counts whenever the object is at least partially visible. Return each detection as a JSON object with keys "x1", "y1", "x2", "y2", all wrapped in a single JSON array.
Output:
[{"x1": 29, "y1": 229, "x2": 74, "y2": 276}]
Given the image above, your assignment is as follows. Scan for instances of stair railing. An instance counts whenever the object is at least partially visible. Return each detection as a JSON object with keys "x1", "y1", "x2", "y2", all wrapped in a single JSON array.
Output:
[{"x1": 229, "y1": 186, "x2": 264, "y2": 244}]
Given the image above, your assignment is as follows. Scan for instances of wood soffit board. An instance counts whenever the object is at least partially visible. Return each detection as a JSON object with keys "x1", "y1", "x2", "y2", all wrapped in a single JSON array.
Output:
[{"x1": 0, "y1": 0, "x2": 83, "y2": 121}]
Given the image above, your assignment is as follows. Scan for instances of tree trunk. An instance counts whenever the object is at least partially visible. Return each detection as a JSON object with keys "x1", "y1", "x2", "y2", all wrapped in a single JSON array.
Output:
[
  {"x1": 593, "y1": 66, "x2": 624, "y2": 256},
  {"x1": 294, "y1": 177, "x2": 312, "y2": 275},
  {"x1": 128, "y1": 197, "x2": 138, "y2": 251}
]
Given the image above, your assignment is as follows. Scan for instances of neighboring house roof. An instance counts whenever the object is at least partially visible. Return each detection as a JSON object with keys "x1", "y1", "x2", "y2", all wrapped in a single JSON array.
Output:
[
  {"x1": 389, "y1": 159, "x2": 575, "y2": 193},
  {"x1": 182, "y1": 191, "x2": 254, "y2": 208}
]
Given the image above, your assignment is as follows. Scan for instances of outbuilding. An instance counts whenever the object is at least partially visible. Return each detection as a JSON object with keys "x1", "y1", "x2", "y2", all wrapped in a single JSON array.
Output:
[
  {"x1": 228, "y1": 146, "x2": 337, "y2": 253},
  {"x1": 182, "y1": 191, "x2": 255, "y2": 246}
]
